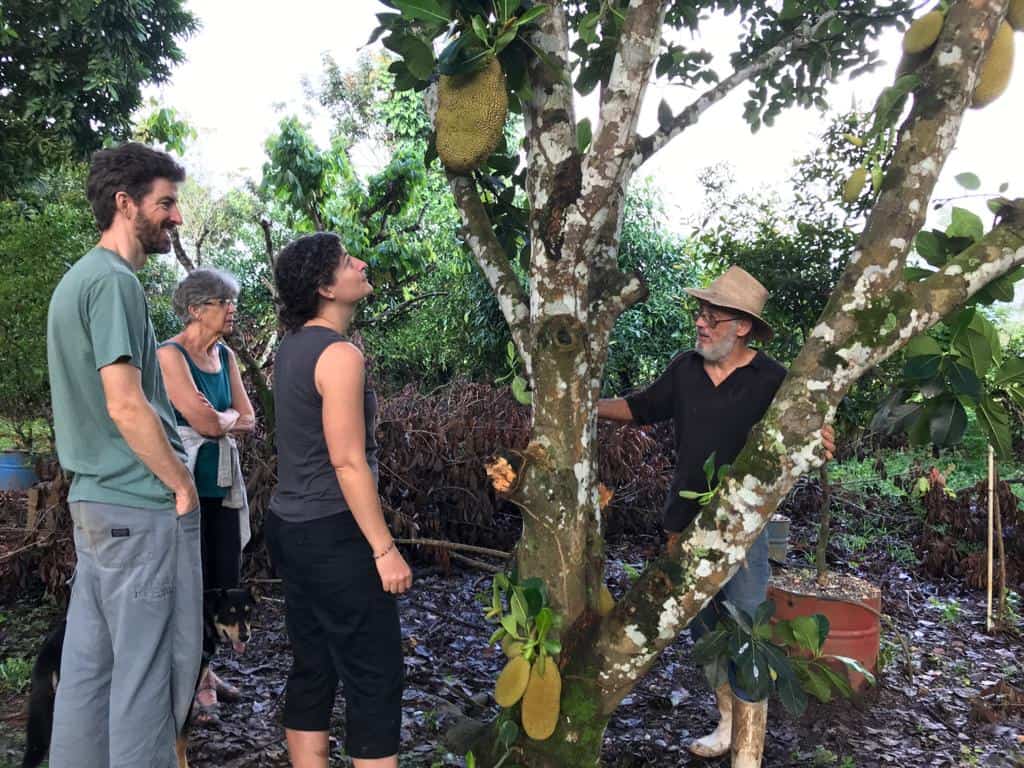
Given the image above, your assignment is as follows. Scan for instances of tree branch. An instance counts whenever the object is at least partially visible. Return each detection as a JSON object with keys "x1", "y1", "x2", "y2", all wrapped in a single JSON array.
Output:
[
  {"x1": 587, "y1": 0, "x2": 1010, "y2": 712},
  {"x1": 573, "y1": 0, "x2": 667, "y2": 256},
  {"x1": 258, "y1": 217, "x2": 279, "y2": 299},
  {"x1": 448, "y1": 174, "x2": 532, "y2": 371},
  {"x1": 170, "y1": 229, "x2": 196, "y2": 273},
  {"x1": 359, "y1": 291, "x2": 449, "y2": 328},
  {"x1": 635, "y1": 10, "x2": 839, "y2": 166}
]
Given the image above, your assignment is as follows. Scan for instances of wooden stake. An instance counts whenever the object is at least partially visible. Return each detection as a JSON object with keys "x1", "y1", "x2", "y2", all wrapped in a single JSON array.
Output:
[{"x1": 986, "y1": 445, "x2": 994, "y2": 633}]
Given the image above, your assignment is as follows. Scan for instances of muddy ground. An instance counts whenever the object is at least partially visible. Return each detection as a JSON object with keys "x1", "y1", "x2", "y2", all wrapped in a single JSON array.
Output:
[{"x1": 0, "y1": 515, "x2": 1022, "y2": 767}]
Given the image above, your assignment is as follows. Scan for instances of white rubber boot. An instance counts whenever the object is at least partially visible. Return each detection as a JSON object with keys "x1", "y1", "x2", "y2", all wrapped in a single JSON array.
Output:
[
  {"x1": 688, "y1": 683, "x2": 732, "y2": 758},
  {"x1": 730, "y1": 695, "x2": 768, "y2": 768}
]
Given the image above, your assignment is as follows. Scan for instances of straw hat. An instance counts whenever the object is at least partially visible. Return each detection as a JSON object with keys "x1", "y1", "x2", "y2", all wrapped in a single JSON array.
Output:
[{"x1": 684, "y1": 266, "x2": 774, "y2": 342}]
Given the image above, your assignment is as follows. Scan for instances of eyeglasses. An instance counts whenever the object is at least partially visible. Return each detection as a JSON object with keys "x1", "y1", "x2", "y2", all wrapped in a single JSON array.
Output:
[
  {"x1": 202, "y1": 298, "x2": 237, "y2": 308},
  {"x1": 691, "y1": 308, "x2": 740, "y2": 329}
]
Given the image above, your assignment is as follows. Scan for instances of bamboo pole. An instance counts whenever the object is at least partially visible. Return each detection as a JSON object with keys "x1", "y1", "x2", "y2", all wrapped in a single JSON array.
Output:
[{"x1": 986, "y1": 445, "x2": 994, "y2": 633}]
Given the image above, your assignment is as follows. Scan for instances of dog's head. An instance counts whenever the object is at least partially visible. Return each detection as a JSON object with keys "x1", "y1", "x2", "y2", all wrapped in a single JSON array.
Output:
[{"x1": 204, "y1": 586, "x2": 258, "y2": 654}]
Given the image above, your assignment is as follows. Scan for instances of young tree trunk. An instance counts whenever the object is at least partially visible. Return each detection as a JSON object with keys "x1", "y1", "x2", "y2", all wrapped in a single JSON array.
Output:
[{"x1": 449, "y1": 1, "x2": 1021, "y2": 764}]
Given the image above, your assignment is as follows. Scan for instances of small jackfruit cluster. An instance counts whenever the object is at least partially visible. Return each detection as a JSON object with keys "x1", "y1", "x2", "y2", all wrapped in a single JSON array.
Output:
[
  {"x1": 436, "y1": 56, "x2": 509, "y2": 173},
  {"x1": 494, "y1": 655, "x2": 531, "y2": 707},
  {"x1": 842, "y1": 167, "x2": 868, "y2": 204},
  {"x1": 971, "y1": 21, "x2": 1015, "y2": 109},
  {"x1": 521, "y1": 657, "x2": 562, "y2": 741},
  {"x1": 902, "y1": 10, "x2": 944, "y2": 55}
]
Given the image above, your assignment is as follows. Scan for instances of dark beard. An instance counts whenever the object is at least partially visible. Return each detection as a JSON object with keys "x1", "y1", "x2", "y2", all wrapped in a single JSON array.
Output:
[{"x1": 135, "y1": 214, "x2": 172, "y2": 254}]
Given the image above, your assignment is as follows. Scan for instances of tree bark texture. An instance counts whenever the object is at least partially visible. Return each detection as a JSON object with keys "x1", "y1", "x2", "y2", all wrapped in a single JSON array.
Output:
[{"x1": 448, "y1": 1, "x2": 1021, "y2": 764}]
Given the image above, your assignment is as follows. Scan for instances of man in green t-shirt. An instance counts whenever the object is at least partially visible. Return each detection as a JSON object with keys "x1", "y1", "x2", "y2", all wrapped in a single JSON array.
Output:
[{"x1": 46, "y1": 143, "x2": 203, "y2": 768}]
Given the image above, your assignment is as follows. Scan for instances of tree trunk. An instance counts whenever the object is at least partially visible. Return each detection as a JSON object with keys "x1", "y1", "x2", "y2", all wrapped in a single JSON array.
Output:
[{"x1": 450, "y1": 1, "x2": 1021, "y2": 764}]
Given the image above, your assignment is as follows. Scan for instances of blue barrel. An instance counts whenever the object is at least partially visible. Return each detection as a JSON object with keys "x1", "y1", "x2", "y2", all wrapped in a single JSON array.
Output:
[{"x1": 0, "y1": 450, "x2": 38, "y2": 490}]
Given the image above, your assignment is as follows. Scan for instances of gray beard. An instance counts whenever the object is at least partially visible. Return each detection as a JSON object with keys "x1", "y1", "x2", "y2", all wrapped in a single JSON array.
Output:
[{"x1": 696, "y1": 334, "x2": 737, "y2": 362}]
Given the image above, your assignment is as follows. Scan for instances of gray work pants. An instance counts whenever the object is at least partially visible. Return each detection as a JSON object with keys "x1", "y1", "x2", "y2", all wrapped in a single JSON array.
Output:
[{"x1": 49, "y1": 501, "x2": 202, "y2": 768}]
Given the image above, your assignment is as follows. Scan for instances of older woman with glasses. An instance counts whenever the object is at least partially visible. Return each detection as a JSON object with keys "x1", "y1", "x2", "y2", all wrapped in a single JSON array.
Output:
[{"x1": 157, "y1": 268, "x2": 255, "y2": 723}]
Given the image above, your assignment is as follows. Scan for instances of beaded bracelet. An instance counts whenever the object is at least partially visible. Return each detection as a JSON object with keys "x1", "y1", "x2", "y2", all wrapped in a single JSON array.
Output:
[{"x1": 373, "y1": 540, "x2": 395, "y2": 560}]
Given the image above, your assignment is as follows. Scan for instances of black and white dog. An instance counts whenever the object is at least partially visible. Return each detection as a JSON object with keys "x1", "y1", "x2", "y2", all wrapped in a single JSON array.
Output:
[{"x1": 22, "y1": 586, "x2": 258, "y2": 768}]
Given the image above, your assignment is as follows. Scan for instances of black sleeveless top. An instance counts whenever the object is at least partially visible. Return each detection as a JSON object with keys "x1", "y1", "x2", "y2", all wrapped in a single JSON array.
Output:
[{"x1": 270, "y1": 326, "x2": 379, "y2": 527}]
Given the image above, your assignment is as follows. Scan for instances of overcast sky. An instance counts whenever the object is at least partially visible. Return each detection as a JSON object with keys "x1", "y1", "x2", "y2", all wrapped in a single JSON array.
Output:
[{"x1": 146, "y1": 0, "x2": 1024, "y2": 305}]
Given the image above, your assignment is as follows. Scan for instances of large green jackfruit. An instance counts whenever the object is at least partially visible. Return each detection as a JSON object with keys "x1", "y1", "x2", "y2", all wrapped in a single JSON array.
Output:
[
  {"x1": 494, "y1": 655, "x2": 531, "y2": 708},
  {"x1": 521, "y1": 657, "x2": 562, "y2": 741},
  {"x1": 436, "y1": 56, "x2": 509, "y2": 173},
  {"x1": 902, "y1": 11, "x2": 945, "y2": 55},
  {"x1": 972, "y1": 21, "x2": 1015, "y2": 108}
]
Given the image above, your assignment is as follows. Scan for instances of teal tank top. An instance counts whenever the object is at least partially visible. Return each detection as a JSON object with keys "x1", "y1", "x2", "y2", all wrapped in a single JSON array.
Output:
[{"x1": 159, "y1": 341, "x2": 232, "y2": 499}]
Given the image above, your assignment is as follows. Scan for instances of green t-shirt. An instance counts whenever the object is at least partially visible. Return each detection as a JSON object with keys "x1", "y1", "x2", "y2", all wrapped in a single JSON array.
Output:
[{"x1": 47, "y1": 246, "x2": 186, "y2": 508}]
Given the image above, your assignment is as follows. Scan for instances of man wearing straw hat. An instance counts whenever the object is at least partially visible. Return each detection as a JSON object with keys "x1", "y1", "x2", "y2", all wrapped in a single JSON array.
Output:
[{"x1": 598, "y1": 265, "x2": 834, "y2": 767}]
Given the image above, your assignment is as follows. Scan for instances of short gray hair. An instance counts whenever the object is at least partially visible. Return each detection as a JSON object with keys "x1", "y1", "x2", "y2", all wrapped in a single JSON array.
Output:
[{"x1": 172, "y1": 268, "x2": 240, "y2": 325}]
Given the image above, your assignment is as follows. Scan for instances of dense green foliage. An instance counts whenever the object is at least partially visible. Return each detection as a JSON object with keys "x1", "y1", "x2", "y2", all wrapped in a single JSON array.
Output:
[
  {"x1": 0, "y1": 0, "x2": 197, "y2": 195},
  {"x1": 0, "y1": 168, "x2": 94, "y2": 448}
]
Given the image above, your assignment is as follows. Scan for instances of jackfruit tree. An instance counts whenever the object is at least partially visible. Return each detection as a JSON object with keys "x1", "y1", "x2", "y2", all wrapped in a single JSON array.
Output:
[{"x1": 376, "y1": 1, "x2": 1024, "y2": 765}]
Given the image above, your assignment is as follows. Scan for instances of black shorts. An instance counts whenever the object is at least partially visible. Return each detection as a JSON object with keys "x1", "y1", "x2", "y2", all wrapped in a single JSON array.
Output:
[{"x1": 265, "y1": 511, "x2": 403, "y2": 759}]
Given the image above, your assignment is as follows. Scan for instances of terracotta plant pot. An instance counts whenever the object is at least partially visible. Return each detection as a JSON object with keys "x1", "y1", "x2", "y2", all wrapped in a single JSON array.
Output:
[{"x1": 768, "y1": 570, "x2": 881, "y2": 692}]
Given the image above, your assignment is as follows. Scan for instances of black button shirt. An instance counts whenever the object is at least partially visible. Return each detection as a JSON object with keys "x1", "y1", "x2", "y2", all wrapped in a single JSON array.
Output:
[{"x1": 625, "y1": 349, "x2": 786, "y2": 532}]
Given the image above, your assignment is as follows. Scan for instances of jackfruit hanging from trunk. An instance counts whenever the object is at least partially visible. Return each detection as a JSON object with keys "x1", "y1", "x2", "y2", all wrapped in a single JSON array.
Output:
[{"x1": 436, "y1": 56, "x2": 509, "y2": 173}]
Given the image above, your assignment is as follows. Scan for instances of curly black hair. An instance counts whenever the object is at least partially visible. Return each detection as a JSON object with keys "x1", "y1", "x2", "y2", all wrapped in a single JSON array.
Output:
[
  {"x1": 274, "y1": 232, "x2": 344, "y2": 332},
  {"x1": 86, "y1": 142, "x2": 186, "y2": 231}
]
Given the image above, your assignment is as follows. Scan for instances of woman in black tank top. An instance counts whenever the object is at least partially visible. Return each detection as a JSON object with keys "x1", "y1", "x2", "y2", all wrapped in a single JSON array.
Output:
[{"x1": 268, "y1": 233, "x2": 411, "y2": 767}]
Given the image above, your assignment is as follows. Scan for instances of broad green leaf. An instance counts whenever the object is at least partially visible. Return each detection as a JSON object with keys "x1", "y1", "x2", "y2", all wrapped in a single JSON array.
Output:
[
  {"x1": 829, "y1": 656, "x2": 877, "y2": 687},
  {"x1": 994, "y1": 358, "x2": 1024, "y2": 388},
  {"x1": 954, "y1": 172, "x2": 981, "y2": 191},
  {"x1": 692, "y1": 628, "x2": 730, "y2": 665},
  {"x1": 511, "y1": 375, "x2": 532, "y2": 405},
  {"x1": 789, "y1": 615, "x2": 822, "y2": 655},
  {"x1": 522, "y1": 586, "x2": 544, "y2": 617},
  {"x1": 801, "y1": 664, "x2": 834, "y2": 702},
  {"x1": 753, "y1": 600, "x2": 775, "y2": 627},
  {"x1": 494, "y1": 28, "x2": 517, "y2": 54},
  {"x1": 576, "y1": 117, "x2": 592, "y2": 154},
  {"x1": 579, "y1": 11, "x2": 601, "y2": 44},
  {"x1": 515, "y1": 6, "x2": 549, "y2": 28},
  {"x1": 812, "y1": 614, "x2": 830, "y2": 651},
  {"x1": 393, "y1": 0, "x2": 450, "y2": 24},
  {"x1": 903, "y1": 353, "x2": 942, "y2": 381},
  {"x1": 500, "y1": 614, "x2": 520, "y2": 636},
  {"x1": 657, "y1": 98, "x2": 673, "y2": 131},
  {"x1": 780, "y1": 0, "x2": 802, "y2": 20},
  {"x1": 467, "y1": 750, "x2": 477, "y2": 768},
  {"x1": 510, "y1": 591, "x2": 527, "y2": 625},
  {"x1": 946, "y1": 362, "x2": 982, "y2": 399},
  {"x1": 905, "y1": 334, "x2": 942, "y2": 358},
  {"x1": 471, "y1": 15, "x2": 489, "y2": 44},
  {"x1": 946, "y1": 207, "x2": 984, "y2": 243},
  {"x1": 489, "y1": 627, "x2": 506, "y2": 645},
  {"x1": 817, "y1": 661, "x2": 855, "y2": 698},
  {"x1": 914, "y1": 231, "x2": 946, "y2": 268},
  {"x1": 498, "y1": 718, "x2": 519, "y2": 747},
  {"x1": 953, "y1": 325, "x2": 994, "y2": 378},
  {"x1": 703, "y1": 451, "x2": 717, "y2": 487},
  {"x1": 535, "y1": 606, "x2": 553, "y2": 639},
  {"x1": 722, "y1": 601, "x2": 753, "y2": 635},
  {"x1": 977, "y1": 396, "x2": 1013, "y2": 459},
  {"x1": 775, "y1": 664, "x2": 808, "y2": 716},
  {"x1": 928, "y1": 397, "x2": 967, "y2": 447}
]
